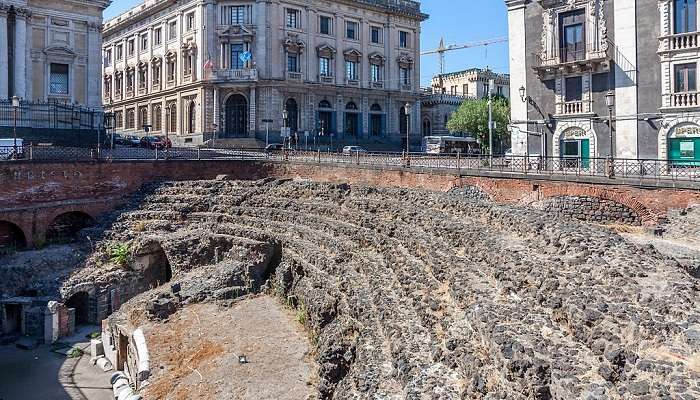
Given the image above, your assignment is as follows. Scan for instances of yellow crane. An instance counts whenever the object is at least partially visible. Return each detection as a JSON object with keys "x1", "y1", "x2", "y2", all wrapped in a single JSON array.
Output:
[{"x1": 422, "y1": 36, "x2": 509, "y2": 75}]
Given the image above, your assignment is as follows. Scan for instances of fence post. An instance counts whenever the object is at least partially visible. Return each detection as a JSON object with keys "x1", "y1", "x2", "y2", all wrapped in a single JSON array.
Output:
[
  {"x1": 29, "y1": 144, "x2": 33, "y2": 160},
  {"x1": 197, "y1": 147, "x2": 201, "y2": 160},
  {"x1": 356, "y1": 151, "x2": 360, "y2": 165},
  {"x1": 317, "y1": 149, "x2": 321, "y2": 164},
  {"x1": 155, "y1": 147, "x2": 158, "y2": 160},
  {"x1": 457, "y1": 152, "x2": 461, "y2": 173}
]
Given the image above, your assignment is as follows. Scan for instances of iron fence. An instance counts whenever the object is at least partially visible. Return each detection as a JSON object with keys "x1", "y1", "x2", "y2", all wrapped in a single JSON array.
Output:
[
  {"x1": 0, "y1": 99, "x2": 104, "y2": 130},
  {"x1": 3, "y1": 145, "x2": 700, "y2": 184}
]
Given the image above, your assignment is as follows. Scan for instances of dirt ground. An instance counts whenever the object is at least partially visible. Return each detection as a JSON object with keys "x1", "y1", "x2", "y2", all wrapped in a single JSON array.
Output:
[
  {"x1": 0, "y1": 326, "x2": 112, "y2": 400},
  {"x1": 142, "y1": 295, "x2": 317, "y2": 400}
]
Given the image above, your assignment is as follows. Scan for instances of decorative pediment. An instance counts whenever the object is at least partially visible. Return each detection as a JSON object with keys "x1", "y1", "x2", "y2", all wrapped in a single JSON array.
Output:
[
  {"x1": 369, "y1": 52, "x2": 386, "y2": 65},
  {"x1": 343, "y1": 48, "x2": 362, "y2": 62},
  {"x1": 43, "y1": 46, "x2": 76, "y2": 59},
  {"x1": 317, "y1": 44, "x2": 337, "y2": 58},
  {"x1": 165, "y1": 51, "x2": 177, "y2": 62},
  {"x1": 151, "y1": 56, "x2": 162, "y2": 65},
  {"x1": 283, "y1": 34, "x2": 306, "y2": 53},
  {"x1": 218, "y1": 25, "x2": 255, "y2": 42},
  {"x1": 138, "y1": 61, "x2": 148, "y2": 70},
  {"x1": 538, "y1": 0, "x2": 608, "y2": 62},
  {"x1": 397, "y1": 53, "x2": 414, "y2": 68},
  {"x1": 181, "y1": 40, "x2": 197, "y2": 54}
]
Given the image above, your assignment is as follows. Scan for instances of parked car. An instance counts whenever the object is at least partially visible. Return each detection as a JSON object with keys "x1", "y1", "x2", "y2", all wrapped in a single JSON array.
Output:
[
  {"x1": 140, "y1": 136, "x2": 164, "y2": 149},
  {"x1": 127, "y1": 135, "x2": 142, "y2": 147},
  {"x1": 342, "y1": 146, "x2": 368, "y2": 155},
  {"x1": 0, "y1": 138, "x2": 24, "y2": 160},
  {"x1": 265, "y1": 143, "x2": 284, "y2": 153}
]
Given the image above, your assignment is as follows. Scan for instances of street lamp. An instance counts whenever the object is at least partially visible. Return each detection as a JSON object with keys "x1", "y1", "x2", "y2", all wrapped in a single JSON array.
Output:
[
  {"x1": 404, "y1": 102, "x2": 411, "y2": 156},
  {"x1": 282, "y1": 107, "x2": 288, "y2": 149},
  {"x1": 519, "y1": 85, "x2": 526, "y2": 103},
  {"x1": 11, "y1": 96, "x2": 20, "y2": 159},
  {"x1": 606, "y1": 90, "x2": 615, "y2": 177}
]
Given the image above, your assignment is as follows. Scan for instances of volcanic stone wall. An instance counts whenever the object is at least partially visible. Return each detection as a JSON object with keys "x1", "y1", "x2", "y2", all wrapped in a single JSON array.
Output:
[{"x1": 534, "y1": 196, "x2": 642, "y2": 225}]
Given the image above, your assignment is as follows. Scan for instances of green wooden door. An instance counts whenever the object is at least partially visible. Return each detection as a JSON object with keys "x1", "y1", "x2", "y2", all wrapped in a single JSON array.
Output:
[
  {"x1": 580, "y1": 139, "x2": 590, "y2": 169},
  {"x1": 669, "y1": 138, "x2": 700, "y2": 166}
]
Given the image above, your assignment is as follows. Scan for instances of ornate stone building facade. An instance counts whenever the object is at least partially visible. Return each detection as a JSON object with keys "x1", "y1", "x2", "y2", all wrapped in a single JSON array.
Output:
[
  {"x1": 430, "y1": 68, "x2": 510, "y2": 100},
  {"x1": 506, "y1": 0, "x2": 700, "y2": 164},
  {"x1": 0, "y1": 0, "x2": 108, "y2": 106},
  {"x1": 103, "y1": 0, "x2": 427, "y2": 148}
]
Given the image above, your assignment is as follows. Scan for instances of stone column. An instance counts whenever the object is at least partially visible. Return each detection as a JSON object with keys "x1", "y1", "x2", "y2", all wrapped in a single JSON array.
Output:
[
  {"x1": 14, "y1": 10, "x2": 28, "y2": 99},
  {"x1": 0, "y1": 6, "x2": 9, "y2": 99}
]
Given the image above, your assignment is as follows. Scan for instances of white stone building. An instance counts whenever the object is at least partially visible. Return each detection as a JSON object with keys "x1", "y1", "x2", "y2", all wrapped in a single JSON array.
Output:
[
  {"x1": 0, "y1": 0, "x2": 109, "y2": 107},
  {"x1": 102, "y1": 0, "x2": 428, "y2": 149},
  {"x1": 431, "y1": 68, "x2": 510, "y2": 100}
]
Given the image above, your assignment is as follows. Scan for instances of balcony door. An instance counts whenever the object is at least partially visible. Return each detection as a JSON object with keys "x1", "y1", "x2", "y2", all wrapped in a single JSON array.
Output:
[
  {"x1": 560, "y1": 10, "x2": 585, "y2": 62},
  {"x1": 230, "y1": 43, "x2": 245, "y2": 70},
  {"x1": 675, "y1": 0, "x2": 697, "y2": 34},
  {"x1": 675, "y1": 63, "x2": 697, "y2": 93}
]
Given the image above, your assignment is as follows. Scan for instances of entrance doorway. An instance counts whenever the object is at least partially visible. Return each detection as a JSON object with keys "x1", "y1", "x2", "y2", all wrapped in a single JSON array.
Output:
[
  {"x1": 65, "y1": 291, "x2": 90, "y2": 326},
  {"x1": 561, "y1": 139, "x2": 590, "y2": 169},
  {"x1": 224, "y1": 94, "x2": 248, "y2": 137},
  {"x1": 3, "y1": 304, "x2": 22, "y2": 334},
  {"x1": 285, "y1": 98, "x2": 299, "y2": 136}
]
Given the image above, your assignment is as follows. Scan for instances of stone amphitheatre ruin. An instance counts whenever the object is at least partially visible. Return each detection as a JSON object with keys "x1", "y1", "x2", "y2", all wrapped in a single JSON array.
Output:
[{"x1": 2, "y1": 171, "x2": 699, "y2": 399}]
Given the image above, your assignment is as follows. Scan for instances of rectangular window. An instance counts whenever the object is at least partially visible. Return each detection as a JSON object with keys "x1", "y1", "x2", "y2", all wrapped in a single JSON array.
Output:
[
  {"x1": 286, "y1": 9, "x2": 300, "y2": 29},
  {"x1": 127, "y1": 39, "x2": 135, "y2": 56},
  {"x1": 186, "y1": 13, "x2": 195, "y2": 31},
  {"x1": 49, "y1": 63, "x2": 69, "y2": 94},
  {"x1": 116, "y1": 45, "x2": 123, "y2": 60},
  {"x1": 287, "y1": 54, "x2": 298, "y2": 72},
  {"x1": 168, "y1": 20, "x2": 177, "y2": 40},
  {"x1": 560, "y1": 10, "x2": 585, "y2": 62},
  {"x1": 462, "y1": 84, "x2": 469, "y2": 96},
  {"x1": 497, "y1": 86, "x2": 504, "y2": 95},
  {"x1": 104, "y1": 49, "x2": 112, "y2": 66},
  {"x1": 400, "y1": 67, "x2": 411, "y2": 85},
  {"x1": 167, "y1": 61, "x2": 176, "y2": 81},
  {"x1": 675, "y1": 63, "x2": 697, "y2": 92},
  {"x1": 371, "y1": 64, "x2": 381, "y2": 82},
  {"x1": 399, "y1": 31, "x2": 410, "y2": 48},
  {"x1": 319, "y1": 57, "x2": 331, "y2": 76},
  {"x1": 371, "y1": 26, "x2": 382, "y2": 44},
  {"x1": 140, "y1": 33, "x2": 148, "y2": 51},
  {"x1": 320, "y1": 16, "x2": 332, "y2": 35},
  {"x1": 345, "y1": 60, "x2": 357, "y2": 80},
  {"x1": 231, "y1": 43, "x2": 245, "y2": 69},
  {"x1": 115, "y1": 111, "x2": 123, "y2": 128},
  {"x1": 346, "y1": 21, "x2": 358, "y2": 40},
  {"x1": 138, "y1": 69, "x2": 147, "y2": 88},
  {"x1": 154, "y1": 28, "x2": 162, "y2": 45},
  {"x1": 565, "y1": 76, "x2": 583, "y2": 101},
  {"x1": 152, "y1": 64, "x2": 161, "y2": 84},
  {"x1": 675, "y1": 0, "x2": 698, "y2": 34},
  {"x1": 138, "y1": 106, "x2": 149, "y2": 127}
]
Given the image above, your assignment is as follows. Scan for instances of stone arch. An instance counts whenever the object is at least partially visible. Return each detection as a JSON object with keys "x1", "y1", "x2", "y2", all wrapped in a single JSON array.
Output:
[
  {"x1": 0, "y1": 220, "x2": 27, "y2": 252},
  {"x1": 422, "y1": 117, "x2": 432, "y2": 137},
  {"x1": 65, "y1": 291, "x2": 90, "y2": 326},
  {"x1": 537, "y1": 186, "x2": 658, "y2": 225},
  {"x1": 133, "y1": 242, "x2": 173, "y2": 288},
  {"x1": 553, "y1": 120, "x2": 598, "y2": 158},
  {"x1": 659, "y1": 116, "x2": 700, "y2": 161},
  {"x1": 45, "y1": 211, "x2": 96, "y2": 244}
]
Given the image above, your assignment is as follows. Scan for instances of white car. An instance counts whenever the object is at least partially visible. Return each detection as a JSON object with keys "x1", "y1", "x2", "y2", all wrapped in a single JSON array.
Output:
[{"x1": 342, "y1": 146, "x2": 368, "y2": 155}]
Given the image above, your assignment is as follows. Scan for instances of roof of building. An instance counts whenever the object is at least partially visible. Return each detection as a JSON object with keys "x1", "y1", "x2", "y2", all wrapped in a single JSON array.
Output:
[{"x1": 434, "y1": 68, "x2": 510, "y2": 80}]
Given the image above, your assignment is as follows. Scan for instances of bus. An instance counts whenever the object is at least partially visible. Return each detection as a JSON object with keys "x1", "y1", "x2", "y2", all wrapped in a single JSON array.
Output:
[{"x1": 423, "y1": 136, "x2": 480, "y2": 155}]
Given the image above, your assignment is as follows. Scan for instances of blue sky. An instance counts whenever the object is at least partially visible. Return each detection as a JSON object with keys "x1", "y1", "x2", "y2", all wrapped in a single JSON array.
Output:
[{"x1": 104, "y1": 1, "x2": 510, "y2": 86}]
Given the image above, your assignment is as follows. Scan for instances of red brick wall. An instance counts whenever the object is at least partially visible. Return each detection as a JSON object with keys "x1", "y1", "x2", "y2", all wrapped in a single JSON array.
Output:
[{"x1": 2, "y1": 161, "x2": 700, "y2": 247}]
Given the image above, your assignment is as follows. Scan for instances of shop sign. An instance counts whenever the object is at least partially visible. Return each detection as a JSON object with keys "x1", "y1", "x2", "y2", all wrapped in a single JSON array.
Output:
[
  {"x1": 674, "y1": 124, "x2": 700, "y2": 138},
  {"x1": 563, "y1": 128, "x2": 587, "y2": 140}
]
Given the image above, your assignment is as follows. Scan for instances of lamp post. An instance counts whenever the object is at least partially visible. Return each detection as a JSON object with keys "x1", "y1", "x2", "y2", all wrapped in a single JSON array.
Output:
[
  {"x1": 404, "y1": 102, "x2": 411, "y2": 157},
  {"x1": 282, "y1": 107, "x2": 288, "y2": 149},
  {"x1": 606, "y1": 90, "x2": 615, "y2": 177},
  {"x1": 11, "y1": 96, "x2": 20, "y2": 159},
  {"x1": 488, "y1": 79, "x2": 494, "y2": 163}
]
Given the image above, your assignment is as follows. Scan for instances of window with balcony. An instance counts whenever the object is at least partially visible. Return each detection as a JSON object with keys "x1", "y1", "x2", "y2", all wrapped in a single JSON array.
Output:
[
  {"x1": 345, "y1": 60, "x2": 358, "y2": 81},
  {"x1": 116, "y1": 45, "x2": 123, "y2": 61},
  {"x1": 346, "y1": 21, "x2": 359, "y2": 40},
  {"x1": 399, "y1": 31, "x2": 410, "y2": 48},
  {"x1": 126, "y1": 69, "x2": 135, "y2": 93},
  {"x1": 675, "y1": 63, "x2": 697, "y2": 92},
  {"x1": 138, "y1": 67, "x2": 148, "y2": 89},
  {"x1": 287, "y1": 54, "x2": 299, "y2": 73},
  {"x1": 154, "y1": 28, "x2": 162, "y2": 46},
  {"x1": 675, "y1": 0, "x2": 697, "y2": 34},
  {"x1": 560, "y1": 10, "x2": 585, "y2": 63},
  {"x1": 167, "y1": 59, "x2": 176, "y2": 82},
  {"x1": 128, "y1": 39, "x2": 135, "y2": 56},
  {"x1": 222, "y1": 5, "x2": 249, "y2": 25},
  {"x1": 320, "y1": 16, "x2": 332, "y2": 35},
  {"x1": 115, "y1": 74, "x2": 123, "y2": 95},
  {"x1": 49, "y1": 63, "x2": 69, "y2": 95},
  {"x1": 371, "y1": 26, "x2": 382, "y2": 44},
  {"x1": 140, "y1": 33, "x2": 148, "y2": 51},
  {"x1": 286, "y1": 9, "x2": 300, "y2": 29},
  {"x1": 152, "y1": 63, "x2": 161, "y2": 85},
  {"x1": 231, "y1": 43, "x2": 246, "y2": 69},
  {"x1": 565, "y1": 76, "x2": 583, "y2": 101},
  {"x1": 183, "y1": 54, "x2": 193, "y2": 77},
  {"x1": 319, "y1": 57, "x2": 331, "y2": 76}
]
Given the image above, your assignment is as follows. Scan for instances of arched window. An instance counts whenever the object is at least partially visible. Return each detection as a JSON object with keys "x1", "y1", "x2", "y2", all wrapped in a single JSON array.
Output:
[
  {"x1": 187, "y1": 101, "x2": 196, "y2": 134},
  {"x1": 422, "y1": 118, "x2": 431, "y2": 137},
  {"x1": 166, "y1": 102, "x2": 177, "y2": 133},
  {"x1": 126, "y1": 109, "x2": 135, "y2": 129},
  {"x1": 370, "y1": 103, "x2": 382, "y2": 112},
  {"x1": 152, "y1": 105, "x2": 162, "y2": 132},
  {"x1": 346, "y1": 101, "x2": 358, "y2": 110},
  {"x1": 319, "y1": 100, "x2": 332, "y2": 109}
]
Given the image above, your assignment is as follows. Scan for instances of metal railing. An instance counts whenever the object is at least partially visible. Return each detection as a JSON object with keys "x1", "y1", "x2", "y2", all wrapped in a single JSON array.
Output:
[
  {"x1": 3, "y1": 146, "x2": 700, "y2": 184},
  {"x1": 0, "y1": 99, "x2": 103, "y2": 130}
]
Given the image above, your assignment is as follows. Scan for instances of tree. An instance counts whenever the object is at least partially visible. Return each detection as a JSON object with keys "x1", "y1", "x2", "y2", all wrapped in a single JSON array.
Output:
[{"x1": 446, "y1": 96, "x2": 511, "y2": 154}]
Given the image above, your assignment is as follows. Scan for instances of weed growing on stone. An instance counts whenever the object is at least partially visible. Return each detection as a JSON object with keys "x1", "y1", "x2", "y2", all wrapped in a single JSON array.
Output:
[
  {"x1": 110, "y1": 243, "x2": 131, "y2": 266},
  {"x1": 67, "y1": 347, "x2": 84, "y2": 358},
  {"x1": 295, "y1": 308, "x2": 307, "y2": 325}
]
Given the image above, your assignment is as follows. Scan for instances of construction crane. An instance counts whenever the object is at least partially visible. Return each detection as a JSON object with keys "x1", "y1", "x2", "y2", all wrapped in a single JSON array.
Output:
[{"x1": 422, "y1": 37, "x2": 509, "y2": 76}]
